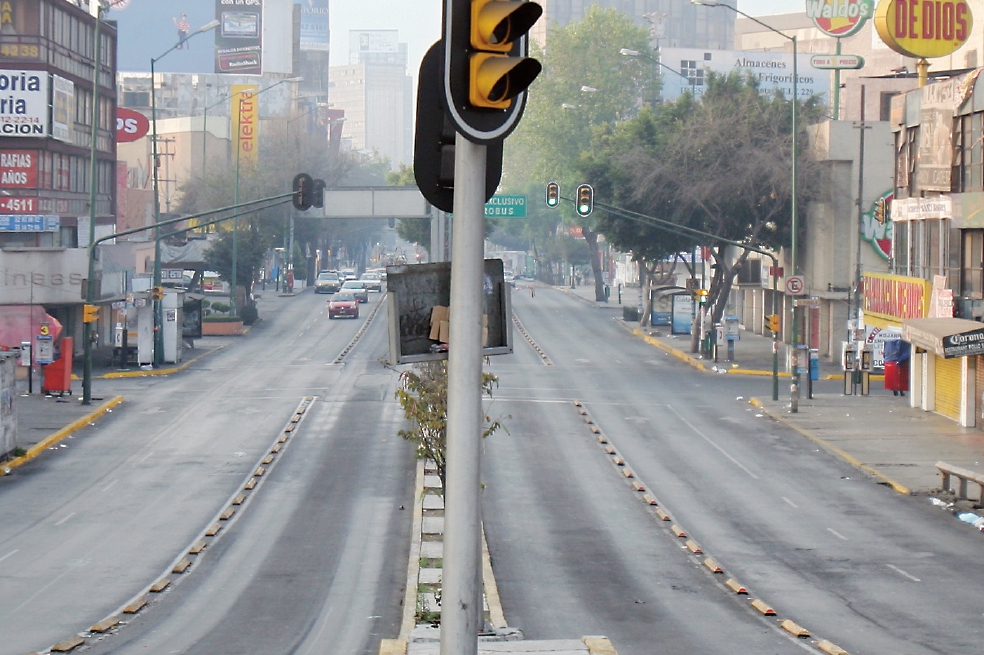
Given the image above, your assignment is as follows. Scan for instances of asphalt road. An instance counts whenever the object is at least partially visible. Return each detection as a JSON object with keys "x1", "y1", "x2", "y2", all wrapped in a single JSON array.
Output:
[
  {"x1": 484, "y1": 285, "x2": 984, "y2": 654},
  {"x1": 0, "y1": 289, "x2": 414, "y2": 655}
]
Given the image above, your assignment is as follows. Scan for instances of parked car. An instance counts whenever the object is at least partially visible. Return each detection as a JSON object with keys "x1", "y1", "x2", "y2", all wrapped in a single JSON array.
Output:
[
  {"x1": 361, "y1": 272, "x2": 382, "y2": 292},
  {"x1": 315, "y1": 271, "x2": 341, "y2": 294},
  {"x1": 341, "y1": 280, "x2": 369, "y2": 303},
  {"x1": 328, "y1": 292, "x2": 359, "y2": 319}
]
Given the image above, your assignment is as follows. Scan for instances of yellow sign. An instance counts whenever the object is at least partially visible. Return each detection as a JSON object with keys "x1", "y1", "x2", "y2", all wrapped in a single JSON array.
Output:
[
  {"x1": 874, "y1": 0, "x2": 972, "y2": 58},
  {"x1": 231, "y1": 84, "x2": 259, "y2": 169}
]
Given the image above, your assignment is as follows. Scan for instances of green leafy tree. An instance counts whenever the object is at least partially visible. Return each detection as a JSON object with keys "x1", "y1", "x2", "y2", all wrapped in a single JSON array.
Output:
[{"x1": 505, "y1": 6, "x2": 657, "y2": 299}]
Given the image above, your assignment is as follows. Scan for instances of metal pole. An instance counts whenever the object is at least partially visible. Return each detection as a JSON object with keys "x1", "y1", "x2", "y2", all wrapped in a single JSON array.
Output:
[
  {"x1": 833, "y1": 38, "x2": 841, "y2": 120},
  {"x1": 150, "y1": 54, "x2": 164, "y2": 367},
  {"x1": 852, "y1": 86, "x2": 868, "y2": 394},
  {"x1": 790, "y1": 35, "x2": 800, "y2": 413},
  {"x1": 202, "y1": 103, "x2": 208, "y2": 179},
  {"x1": 771, "y1": 256, "x2": 779, "y2": 401},
  {"x1": 83, "y1": 3, "x2": 103, "y2": 405},
  {"x1": 231, "y1": 92, "x2": 244, "y2": 316},
  {"x1": 441, "y1": 132, "x2": 486, "y2": 655}
]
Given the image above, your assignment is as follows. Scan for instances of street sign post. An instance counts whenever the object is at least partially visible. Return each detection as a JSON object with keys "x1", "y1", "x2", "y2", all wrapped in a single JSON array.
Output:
[{"x1": 785, "y1": 275, "x2": 806, "y2": 295}]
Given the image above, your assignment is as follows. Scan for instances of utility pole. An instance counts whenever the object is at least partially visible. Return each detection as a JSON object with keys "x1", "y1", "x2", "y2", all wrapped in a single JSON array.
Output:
[{"x1": 851, "y1": 86, "x2": 871, "y2": 394}]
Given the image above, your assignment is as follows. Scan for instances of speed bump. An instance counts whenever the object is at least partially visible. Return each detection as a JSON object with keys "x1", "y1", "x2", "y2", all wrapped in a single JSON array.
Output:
[
  {"x1": 90, "y1": 617, "x2": 119, "y2": 633},
  {"x1": 150, "y1": 577, "x2": 171, "y2": 592},
  {"x1": 172, "y1": 557, "x2": 191, "y2": 573},
  {"x1": 124, "y1": 596, "x2": 147, "y2": 613},
  {"x1": 818, "y1": 639, "x2": 849, "y2": 655},
  {"x1": 51, "y1": 636, "x2": 85, "y2": 652},
  {"x1": 780, "y1": 619, "x2": 810, "y2": 638},
  {"x1": 750, "y1": 599, "x2": 775, "y2": 615}
]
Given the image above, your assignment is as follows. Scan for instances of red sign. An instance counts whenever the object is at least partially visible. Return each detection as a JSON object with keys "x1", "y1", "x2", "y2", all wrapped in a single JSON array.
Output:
[
  {"x1": 116, "y1": 108, "x2": 150, "y2": 143},
  {"x1": 0, "y1": 150, "x2": 38, "y2": 188},
  {"x1": 0, "y1": 197, "x2": 37, "y2": 213}
]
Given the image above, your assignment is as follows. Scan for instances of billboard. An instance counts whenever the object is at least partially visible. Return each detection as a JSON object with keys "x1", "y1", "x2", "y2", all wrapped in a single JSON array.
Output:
[
  {"x1": 51, "y1": 75, "x2": 74, "y2": 143},
  {"x1": 351, "y1": 30, "x2": 399, "y2": 57},
  {"x1": 298, "y1": 0, "x2": 329, "y2": 52},
  {"x1": 658, "y1": 48, "x2": 830, "y2": 103},
  {"x1": 215, "y1": 0, "x2": 263, "y2": 74},
  {"x1": 0, "y1": 70, "x2": 47, "y2": 137},
  {"x1": 232, "y1": 84, "x2": 259, "y2": 168}
]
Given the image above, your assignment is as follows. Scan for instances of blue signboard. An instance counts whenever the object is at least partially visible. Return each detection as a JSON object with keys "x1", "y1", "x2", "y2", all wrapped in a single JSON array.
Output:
[
  {"x1": 0, "y1": 215, "x2": 59, "y2": 232},
  {"x1": 298, "y1": 0, "x2": 329, "y2": 52}
]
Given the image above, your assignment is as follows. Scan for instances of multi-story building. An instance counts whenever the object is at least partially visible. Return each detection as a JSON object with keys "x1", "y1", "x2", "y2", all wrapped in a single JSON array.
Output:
[
  {"x1": 327, "y1": 30, "x2": 412, "y2": 169},
  {"x1": 0, "y1": 0, "x2": 117, "y2": 356},
  {"x1": 531, "y1": 0, "x2": 735, "y2": 51}
]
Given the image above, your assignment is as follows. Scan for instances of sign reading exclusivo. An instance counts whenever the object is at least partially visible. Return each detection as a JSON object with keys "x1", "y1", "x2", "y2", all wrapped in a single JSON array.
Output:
[{"x1": 215, "y1": 0, "x2": 263, "y2": 75}]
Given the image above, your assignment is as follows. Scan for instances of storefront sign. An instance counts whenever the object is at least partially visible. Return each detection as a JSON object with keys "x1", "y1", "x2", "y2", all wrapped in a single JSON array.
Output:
[
  {"x1": 807, "y1": 0, "x2": 874, "y2": 37},
  {"x1": 0, "y1": 215, "x2": 58, "y2": 232},
  {"x1": 0, "y1": 70, "x2": 48, "y2": 137},
  {"x1": 892, "y1": 195, "x2": 951, "y2": 221},
  {"x1": 0, "y1": 197, "x2": 36, "y2": 213},
  {"x1": 810, "y1": 54, "x2": 866, "y2": 69},
  {"x1": 862, "y1": 190, "x2": 893, "y2": 259},
  {"x1": 943, "y1": 327, "x2": 984, "y2": 357},
  {"x1": 116, "y1": 107, "x2": 149, "y2": 142},
  {"x1": 863, "y1": 272, "x2": 929, "y2": 321},
  {"x1": 0, "y1": 149, "x2": 37, "y2": 187},
  {"x1": 875, "y1": 0, "x2": 972, "y2": 58}
]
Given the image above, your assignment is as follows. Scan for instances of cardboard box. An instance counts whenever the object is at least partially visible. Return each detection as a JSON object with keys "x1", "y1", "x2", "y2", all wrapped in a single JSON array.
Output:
[{"x1": 430, "y1": 306, "x2": 449, "y2": 341}]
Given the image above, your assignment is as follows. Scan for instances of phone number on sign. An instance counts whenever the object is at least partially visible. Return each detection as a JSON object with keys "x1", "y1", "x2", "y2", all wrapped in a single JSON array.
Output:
[{"x1": 0, "y1": 197, "x2": 37, "y2": 213}]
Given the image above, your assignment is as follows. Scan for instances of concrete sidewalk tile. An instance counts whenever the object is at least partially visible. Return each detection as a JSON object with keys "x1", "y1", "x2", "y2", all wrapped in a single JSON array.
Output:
[{"x1": 420, "y1": 541, "x2": 443, "y2": 559}]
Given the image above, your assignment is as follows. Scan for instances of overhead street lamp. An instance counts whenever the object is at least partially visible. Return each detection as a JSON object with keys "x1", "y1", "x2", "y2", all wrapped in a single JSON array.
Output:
[
  {"x1": 692, "y1": 0, "x2": 801, "y2": 410},
  {"x1": 230, "y1": 76, "x2": 303, "y2": 317},
  {"x1": 150, "y1": 18, "x2": 220, "y2": 367},
  {"x1": 619, "y1": 48, "x2": 697, "y2": 90}
]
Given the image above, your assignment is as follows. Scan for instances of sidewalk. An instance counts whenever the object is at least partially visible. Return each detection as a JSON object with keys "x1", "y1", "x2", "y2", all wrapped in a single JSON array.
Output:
[{"x1": 555, "y1": 282, "x2": 984, "y2": 496}]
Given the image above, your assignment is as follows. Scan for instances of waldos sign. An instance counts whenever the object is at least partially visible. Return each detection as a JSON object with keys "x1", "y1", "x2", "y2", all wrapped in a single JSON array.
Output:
[
  {"x1": 862, "y1": 190, "x2": 894, "y2": 260},
  {"x1": 806, "y1": 0, "x2": 874, "y2": 37},
  {"x1": 874, "y1": 0, "x2": 972, "y2": 58}
]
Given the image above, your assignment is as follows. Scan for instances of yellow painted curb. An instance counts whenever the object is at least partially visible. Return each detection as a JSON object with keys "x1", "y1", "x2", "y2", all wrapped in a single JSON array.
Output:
[
  {"x1": 748, "y1": 397, "x2": 911, "y2": 495},
  {"x1": 98, "y1": 344, "x2": 228, "y2": 379},
  {"x1": 482, "y1": 529, "x2": 507, "y2": 629},
  {"x1": 2, "y1": 395, "x2": 123, "y2": 474},
  {"x1": 583, "y1": 636, "x2": 618, "y2": 654},
  {"x1": 378, "y1": 638, "x2": 407, "y2": 655}
]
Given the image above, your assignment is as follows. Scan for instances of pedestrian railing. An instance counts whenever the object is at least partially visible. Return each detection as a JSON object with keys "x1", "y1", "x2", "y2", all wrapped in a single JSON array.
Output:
[{"x1": 937, "y1": 461, "x2": 984, "y2": 502}]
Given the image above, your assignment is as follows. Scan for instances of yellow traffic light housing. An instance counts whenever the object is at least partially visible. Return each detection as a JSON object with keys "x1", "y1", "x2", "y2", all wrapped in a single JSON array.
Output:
[
  {"x1": 546, "y1": 181, "x2": 560, "y2": 208},
  {"x1": 152, "y1": 286, "x2": 165, "y2": 301},
  {"x1": 766, "y1": 313, "x2": 780, "y2": 333},
  {"x1": 575, "y1": 184, "x2": 593, "y2": 217},
  {"x1": 695, "y1": 289, "x2": 709, "y2": 304},
  {"x1": 83, "y1": 304, "x2": 100, "y2": 323}
]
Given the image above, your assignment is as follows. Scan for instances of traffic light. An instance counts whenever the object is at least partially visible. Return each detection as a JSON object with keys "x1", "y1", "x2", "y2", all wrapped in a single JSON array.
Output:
[
  {"x1": 766, "y1": 313, "x2": 780, "y2": 334},
  {"x1": 445, "y1": 0, "x2": 543, "y2": 143},
  {"x1": 83, "y1": 304, "x2": 100, "y2": 323},
  {"x1": 292, "y1": 173, "x2": 313, "y2": 211},
  {"x1": 546, "y1": 181, "x2": 559, "y2": 208},
  {"x1": 695, "y1": 289, "x2": 709, "y2": 304},
  {"x1": 575, "y1": 184, "x2": 593, "y2": 217},
  {"x1": 151, "y1": 286, "x2": 164, "y2": 301},
  {"x1": 312, "y1": 178, "x2": 326, "y2": 209}
]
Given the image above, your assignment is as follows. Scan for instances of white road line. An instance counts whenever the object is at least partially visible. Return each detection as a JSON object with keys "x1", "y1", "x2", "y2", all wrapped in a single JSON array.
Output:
[
  {"x1": 887, "y1": 564, "x2": 921, "y2": 582},
  {"x1": 782, "y1": 497, "x2": 799, "y2": 508},
  {"x1": 827, "y1": 528, "x2": 848, "y2": 540},
  {"x1": 102, "y1": 479, "x2": 119, "y2": 493},
  {"x1": 138, "y1": 451, "x2": 154, "y2": 464},
  {"x1": 55, "y1": 512, "x2": 76, "y2": 526},
  {"x1": 0, "y1": 549, "x2": 18, "y2": 563},
  {"x1": 667, "y1": 406, "x2": 759, "y2": 479}
]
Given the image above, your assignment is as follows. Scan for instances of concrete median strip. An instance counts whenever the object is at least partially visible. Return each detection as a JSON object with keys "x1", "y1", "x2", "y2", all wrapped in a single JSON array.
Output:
[{"x1": 2, "y1": 395, "x2": 123, "y2": 475}]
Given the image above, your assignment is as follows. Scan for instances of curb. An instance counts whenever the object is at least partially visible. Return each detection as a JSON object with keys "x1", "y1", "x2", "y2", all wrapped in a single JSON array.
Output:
[
  {"x1": 94, "y1": 344, "x2": 229, "y2": 379},
  {"x1": 748, "y1": 397, "x2": 911, "y2": 495},
  {"x1": 2, "y1": 395, "x2": 124, "y2": 474}
]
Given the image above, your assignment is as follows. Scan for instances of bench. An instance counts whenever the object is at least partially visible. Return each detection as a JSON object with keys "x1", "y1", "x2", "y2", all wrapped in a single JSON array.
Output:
[{"x1": 937, "y1": 461, "x2": 984, "y2": 503}]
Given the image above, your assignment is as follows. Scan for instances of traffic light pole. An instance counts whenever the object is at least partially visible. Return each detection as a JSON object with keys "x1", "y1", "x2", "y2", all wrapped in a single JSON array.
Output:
[{"x1": 442, "y1": 133, "x2": 487, "y2": 655}]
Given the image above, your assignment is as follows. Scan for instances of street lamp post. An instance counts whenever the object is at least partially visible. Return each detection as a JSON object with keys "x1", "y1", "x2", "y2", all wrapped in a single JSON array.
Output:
[
  {"x1": 150, "y1": 19, "x2": 219, "y2": 367},
  {"x1": 229, "y1": 76, "x2": 302, "y2": 316},
  {"x1": 619, "y1": 48, "x2": 697, "y2": 95},
  {"x1": 691, "y1": 0, "x2": 800, "y2": 410}
]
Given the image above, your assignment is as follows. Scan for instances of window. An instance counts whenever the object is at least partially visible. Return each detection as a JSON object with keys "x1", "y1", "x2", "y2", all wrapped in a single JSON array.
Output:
[
  {"x1": 954, "y1": 113, "x2": 984, "y2": 192},
  {"x1": 679, "y1": 60, "x2": 704, "y2": 87},
  {"x1": 962, "y1": 229, "x2": 983, "y2": 298}
]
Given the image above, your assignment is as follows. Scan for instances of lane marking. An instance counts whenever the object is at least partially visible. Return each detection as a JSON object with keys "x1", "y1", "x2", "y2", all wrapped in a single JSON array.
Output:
[
  {"x1": 55, "y1": 512, "x2": 76, "y2": 526},
  {"x1": 102, "y1": 479, "x2": 119, "y2": 493},
  {"x1": 667, "y1": 406, "x2": 759, "y2": 480},
  {"x1": 782, "y1": 497, "x2": 799, "y2": 508},
  {"x1": 887, "y1": 564, "x2": 920, "y2": 582},
  {"x1": 138, "y1": 451, "x2": 154, "y2": 464},
  {"x1": 827, "y1": 528, "x2": 848, "y2": 541},
  {"x1": 0, "y1": 549, "x2": 18, "y2": 563}
]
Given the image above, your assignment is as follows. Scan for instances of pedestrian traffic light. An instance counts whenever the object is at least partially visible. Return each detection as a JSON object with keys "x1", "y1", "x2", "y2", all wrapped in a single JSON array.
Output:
[
  {"x1": 444, "y1": 0, "x2": 543, "y2": 143},
  {"x1": 766, "y1": 313, "x2": 780, "y2": 333},
  {"x1": 292, "y1": 173, "x2": 313, "y2": 211},
  {"x1": 151, "y1": 286, "x2": 164, "y2": 301},
  {"x1": 83, "y1": 304, "x2": 100, "y2": 323},
  {"x1": 546, "y1": 181, "x2": 560, "y2": 208},
  {"x1": 575, "y1": 184, "x2": 593, "y2": 217}
]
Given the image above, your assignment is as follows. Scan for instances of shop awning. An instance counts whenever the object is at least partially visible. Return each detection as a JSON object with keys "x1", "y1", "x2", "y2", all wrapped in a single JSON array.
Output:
[{"x1": 902, "y1": 317, "x2": 984, "y2": 358}]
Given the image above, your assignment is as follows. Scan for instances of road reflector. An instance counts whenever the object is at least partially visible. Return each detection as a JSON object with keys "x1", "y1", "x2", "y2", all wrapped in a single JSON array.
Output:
[
  {"x1": 245, "y1": 478, "x2": 257, "y2": 490},
  {"x1": 631, "y1": 480, "x2": 645, "y2": 492},
  {"x1": 603, "y1": 445, "x2": 616, "y2": 454},
  {"x1": 685, "y1": 539, "x2": 702, "y2": 553},
  {"x1": 51, "y1": 636, "x2": 85, "y2": 652},
  {"x1": 189, "y1": 540, "x2": 207, "y2": 554},
  {"x1": 221, "y1": 506, "x2": 236, "y2": 520},
  {"x1": 612, "y1": 456, "x2": 625, "y2": 466},
  {"x1": 781, "y1": 619, "x2": 810, "y2": 638},
  {"x1": 751, "y1": 599, "x2": 776, "y2": 615},
  {"x1": 643, "y1": 493, "x2": 658, "y2": 505},
  {"x1": 206, "y1": 522, "x2": 222, "y2": 536},
  {"x1": 656, "y1": 508, "x2": 671, "y2": 521},
  {"x1": 621, "y1": 468, "x2": 634, "y2": 478},
  {"x1": 150, "y1": 577, "x2": 170, "y2": 593},
  {"x1": 818, "y1": 639, "x2": 849, "y2": 655},
  {"x1": 124, "y1": 596, "x2": 148, "y2": 613},
  {"x1": 232, "y1": 493, "x2": 246, "y2": 505},
  {"x1": 671, "y1": 524, "x2": 687, "y2": 538},
  {"x1": 271, "y1": 443, "x2": 282, "y2": 453},
  {"x1": 725, "y1": 578, "x2": 747, "y2": 594},
  {"x1": 703, "y1": 557, "x2": 723, "y2": 573},
  {"x1": 596, "y1": 433, "x2": 608, "y2": 443},
  {"x1": 278, "y1": 434, "x2": 289, "y2": 443},
  {"x1": 262, "y1": 454, "x2": 274, "y2": 465},
  {"x1": 254, "y1": 466, "x2": 266, "y2": 476},
  {"x1": 90, "y1": 617, "x2": 120, "y2": 633},
  {"x1": 172, "y1": 558, "x2": 191, "y2": 574}
]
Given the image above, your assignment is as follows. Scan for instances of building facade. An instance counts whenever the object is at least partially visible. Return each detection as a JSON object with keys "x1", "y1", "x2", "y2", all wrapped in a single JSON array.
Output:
[{"x1": 0, "y1": 0, "x2": 117, "y2": 356}]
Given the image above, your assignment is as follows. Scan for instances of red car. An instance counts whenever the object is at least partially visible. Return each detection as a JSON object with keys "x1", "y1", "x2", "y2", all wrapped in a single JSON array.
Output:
[{"x1": 328, "y1": 292, "x2": 360, "y2": 319}]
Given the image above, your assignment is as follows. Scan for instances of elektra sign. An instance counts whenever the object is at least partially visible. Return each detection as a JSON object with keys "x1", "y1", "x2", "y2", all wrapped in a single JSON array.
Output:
[{"x1": 0, "y1": 70, "x2": 48, "y2": 137}]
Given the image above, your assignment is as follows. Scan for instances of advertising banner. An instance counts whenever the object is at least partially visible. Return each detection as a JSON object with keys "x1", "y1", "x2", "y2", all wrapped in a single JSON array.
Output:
[
  {"x1": 0, "y1": 149, "x2": 38, "y2": 188},
  {"x1": 917, "y1": 79, "x2": 956, "y2": 192},
  {"x1": 232, "y1": 84, "x2": 259, "y2": 168},
  {"x1": 298, "y1": 0, "x2": 329, "y2": 52},
  {"x1": 215, "y1": 0, "x2": 263, "y2": 74},
  {"x1": 0, "y1": 70, "x2": 48, "y2": 137},
  {"x1": 51, "y1": 74, "x2": 74, "y2": 142}
]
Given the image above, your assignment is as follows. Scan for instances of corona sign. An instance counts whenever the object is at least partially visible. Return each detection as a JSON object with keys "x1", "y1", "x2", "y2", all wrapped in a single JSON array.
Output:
[
  {"x1": 806, "y1": 0, "x2": 874, "y2": 37},
  {"x1": 874, "y1": 0, "x2": 972, "y2": 58}
]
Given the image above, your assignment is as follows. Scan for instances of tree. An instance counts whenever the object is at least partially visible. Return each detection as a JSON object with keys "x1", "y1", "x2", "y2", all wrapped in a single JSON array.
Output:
[
  {"x1": 504, "y1": 6, "x2": 657, "y2": 300},
  {"x1": 395, "y1": 361, "x2": 506, "y2": 490}
]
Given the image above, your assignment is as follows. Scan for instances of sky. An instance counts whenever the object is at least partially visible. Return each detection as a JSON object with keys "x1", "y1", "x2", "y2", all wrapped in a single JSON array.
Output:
[{"x1": 111, "y1": 0, "x2": 801, "y2": 77}]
